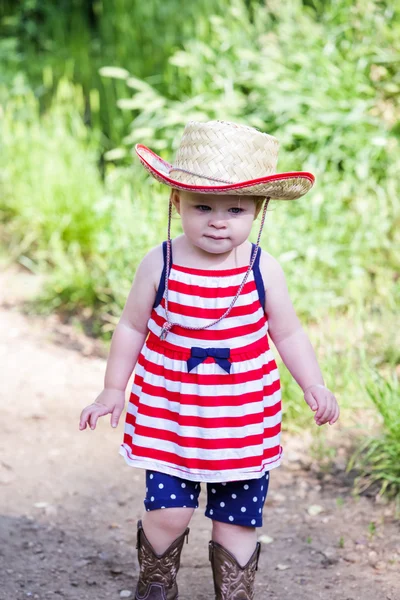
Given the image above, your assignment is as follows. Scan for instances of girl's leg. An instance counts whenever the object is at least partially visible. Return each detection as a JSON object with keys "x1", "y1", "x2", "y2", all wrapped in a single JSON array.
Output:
[
  {"x1": 209, "y1": 523, "x2": 260, "y2": 600},
  {"x1": 135, "y1": 511, "x2": 192, "y2": 600},
  {"x1": 206, "y1": 474, "x2": 269, "y2": 599},
  {"x1": 141, "y1": 506, "x2": 194, "y2": 555},
  {"x1": 142, "y1": 469, "x2": 200, "y2": 553},
  {"x1": 135, "y1": 471, "x2": 200, "y2": 600},
  {"x1": 211, "y1": 520, "x2": 257, "y2": 567}
]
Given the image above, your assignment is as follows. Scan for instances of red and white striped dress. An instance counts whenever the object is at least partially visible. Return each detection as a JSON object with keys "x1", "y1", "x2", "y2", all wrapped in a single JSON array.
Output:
[{"x1": 120, "y1": 243, "x2": 282, "y2": 482}]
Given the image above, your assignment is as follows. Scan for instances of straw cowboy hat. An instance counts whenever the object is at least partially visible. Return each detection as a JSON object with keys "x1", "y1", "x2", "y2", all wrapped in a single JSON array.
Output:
[{"x1": 135, "y1": 120, "x2": 314, "y2": 200}]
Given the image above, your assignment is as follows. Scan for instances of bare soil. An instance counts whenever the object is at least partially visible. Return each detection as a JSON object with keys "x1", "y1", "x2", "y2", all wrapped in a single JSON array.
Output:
[{"x1": 0, "y1": 268, "x2": 399, "y2": 600}]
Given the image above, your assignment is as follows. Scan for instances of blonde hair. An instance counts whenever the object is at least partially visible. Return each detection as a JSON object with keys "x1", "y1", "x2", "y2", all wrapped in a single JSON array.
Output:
[
  {"x1": 237, "y1": 194, "x2": 268, "y2": 217},
  {"x1": 253, "y1": 196, "x2": 267, "y2": 212}
]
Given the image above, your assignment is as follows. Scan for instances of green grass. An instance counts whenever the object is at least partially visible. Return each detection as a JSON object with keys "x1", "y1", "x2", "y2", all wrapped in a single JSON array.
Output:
[{"x1": 348, "y1": 371, "x2": 400, "y2": 503}]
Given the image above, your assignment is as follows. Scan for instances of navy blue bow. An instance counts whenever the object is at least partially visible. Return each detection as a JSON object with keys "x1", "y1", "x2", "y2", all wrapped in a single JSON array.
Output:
[{"x1": 187, "y1": 347, "x2": 231, "y2": 374}]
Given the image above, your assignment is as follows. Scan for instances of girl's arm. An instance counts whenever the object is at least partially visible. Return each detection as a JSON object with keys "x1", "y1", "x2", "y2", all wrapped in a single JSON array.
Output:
[
  {"x1": 79, "y1": 245, "x2": 163, "y2": 430},
  {"x1": 260, "y1": 252, "x2": 339, "y2": 426}
]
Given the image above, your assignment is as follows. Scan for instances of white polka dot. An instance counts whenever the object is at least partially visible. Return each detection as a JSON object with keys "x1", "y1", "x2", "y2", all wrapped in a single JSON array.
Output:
[
  {"x1": 259, "y1": 508, "x2": 262, "y2": 513},
  {"x1": 183, "y1": 505, "x2": 187, "y2": 508},
  {"x1": 211, "y1": 488, "x2": 216, "y2": 494},
  {"x1": 241, "y1": 507, "x2": 246, "y2": 512},
  {"x1": 161, "y1": 506, "x2": 165, "y2": 509},
  {"x1": 262, "y1": 496, "x2": 264, "y2": 501},
  {"x1": 251, "y1": 519, "x2": 256, "y2": 525},
  {"x1": 220, "y1": 501, "x2": 225, "y2": 507},
  {"x1": 190, "y1": 494, "x2": 194, "y2": 500},
  {"x1": 221, "y1": 483, "x2": 226, "y2": 486},
  {"x1": 229, "y1": 516, "x2": 234, "y2": 521},
  {"x1": 209, "y1": 509, "x2": 214, "y2": 515},
  {"x1": 231, "y1": 493, "x2": 237, "y2": 499},
  {"x1": 253, "y1": 496, "x2": 258, "y2": 502},
  {"x1": 170, "y1": 494, "x2": 176, "y2": 499},
  {"x1": 146, "y1": 508, "x2": 149, "y2": 511},
  {"x1": 244, "y1": 484, "x2": 249, "y2": 490},
  {"x1": 181, "y1": 483, "x2": 186, "y2": 488},
  {"x1": 149, "y1": 473, "x2": 154, "y2": 479},
  {"x1": 158, "y1": 483, "x2": 164, "y2": 489},
  {"x1": 266, "y1": 473, "x2": 269, "y2": 479},
  {"x1": 146, "y1": 487, "x2": 148, "y2": 492},
  {"x1": 261, "y1": 486, "x2": 264, "y2": 491},
  {"x1": 150, "y1": 496, "x2": 155, "y2": 502}
]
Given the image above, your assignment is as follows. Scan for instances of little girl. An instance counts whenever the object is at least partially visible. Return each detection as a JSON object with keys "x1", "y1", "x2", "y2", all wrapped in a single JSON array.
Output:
[{"x1": 79, "y1": 120, "x2": 339, "y2": 600}]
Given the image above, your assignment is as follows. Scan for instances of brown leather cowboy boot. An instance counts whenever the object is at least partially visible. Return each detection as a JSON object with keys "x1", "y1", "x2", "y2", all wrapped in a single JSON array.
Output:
[
  {"x1": 135, "y1": 519, "x2": 189, "y2": 600},
  {"x1": 209, "y1": 540, "x2": 261, "y2": 600}
]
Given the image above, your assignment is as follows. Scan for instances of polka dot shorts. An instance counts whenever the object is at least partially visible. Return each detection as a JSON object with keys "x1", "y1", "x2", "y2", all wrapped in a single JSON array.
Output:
[{"x1": 144, "y1": 470, "x2": 270, "y2": 527}]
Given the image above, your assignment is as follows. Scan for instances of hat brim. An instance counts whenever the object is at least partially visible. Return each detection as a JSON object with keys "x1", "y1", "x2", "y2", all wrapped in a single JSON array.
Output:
[{"x1": 136, "y1": 144, "x2": 315, "y2": 200}]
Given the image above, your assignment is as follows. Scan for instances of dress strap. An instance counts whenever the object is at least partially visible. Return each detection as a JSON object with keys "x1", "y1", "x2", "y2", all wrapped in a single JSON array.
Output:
[
  {"x1": 153, "y1": 241, "x2": 173, "y2": 308},
  {"x1": 251, "y1": 243, "x2": 266, "y2": 309}
]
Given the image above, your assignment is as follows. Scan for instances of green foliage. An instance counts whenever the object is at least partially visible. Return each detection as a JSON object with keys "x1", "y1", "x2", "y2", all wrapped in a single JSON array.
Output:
[
  {"x1": 348, "y1": 372, "x2": 400, "y2": 502},
  {"x1": 0, "y1": 0, "x2": 237, "y2": 144}
]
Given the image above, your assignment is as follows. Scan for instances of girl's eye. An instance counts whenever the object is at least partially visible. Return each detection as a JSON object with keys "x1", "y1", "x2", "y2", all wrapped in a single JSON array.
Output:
[
  {"x1": 196, "y1": 205, "x2": 211, "y2": 212},
  {"x1": 229, "y1": 207, "x2": 244, "y2": 214}
]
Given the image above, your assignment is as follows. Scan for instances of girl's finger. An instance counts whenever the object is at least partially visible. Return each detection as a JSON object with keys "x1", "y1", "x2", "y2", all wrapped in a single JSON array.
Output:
[
  {"x1": 329, "y1": 403, "x2": 340, "y2": 425},
  {"x1": 330, "y1": 401, "x2": 339, "y2": 423},
  {"x1": 316, "y1": 396, "x2": 332, "y2": 424},
  {"x1": 315, "y1": 396, "x2": 328, "y2": 421},
  {"x1": 89, "y1": 405, "x2": 103, "y2": 429},
  {"x1": 111, "y1": 405, "x2": 123, "y2": 428},
  {"x1": 323, "y1": 397, "x2": 338, "y2": 425},
  {"x1": 79, "y1": 408, "x2": 91, "y2": 430},
  {"x1": 89, "y1": 403, "x2": 110, "y2": 429},
  {"x1": 89, "y1": 409, "x2": 100, "y2": 430},
  {"x1": 304, "y1": 390, "x2": 318, "y2": 411},
  {"x1": 327, "y1": 396, "x2": 339, "y2": 420},
  {"x1": 320, "y1": 398, "x2": 335, "y2": 423}
]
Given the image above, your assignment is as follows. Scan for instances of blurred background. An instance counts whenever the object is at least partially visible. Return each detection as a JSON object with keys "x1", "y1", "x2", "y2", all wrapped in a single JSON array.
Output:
[{"x1": 0, "y1": 0, "x2": 399, "y2": 512}]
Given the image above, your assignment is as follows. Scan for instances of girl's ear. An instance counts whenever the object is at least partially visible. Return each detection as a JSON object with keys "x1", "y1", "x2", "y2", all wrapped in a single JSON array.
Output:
[{"x1": 170, "y1": 189, "x2": 181, "y2": 214}]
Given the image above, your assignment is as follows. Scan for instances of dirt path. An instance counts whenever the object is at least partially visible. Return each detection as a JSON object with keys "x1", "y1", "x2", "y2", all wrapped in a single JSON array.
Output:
[{"x1": 0, "y1": 269, "x2": 399, "y2": 600}]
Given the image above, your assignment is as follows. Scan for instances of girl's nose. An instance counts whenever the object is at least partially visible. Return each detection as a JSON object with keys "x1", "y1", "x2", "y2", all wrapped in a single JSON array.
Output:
[{"x1": 209, "y1": 215, "x2": 227, "y2": 229}]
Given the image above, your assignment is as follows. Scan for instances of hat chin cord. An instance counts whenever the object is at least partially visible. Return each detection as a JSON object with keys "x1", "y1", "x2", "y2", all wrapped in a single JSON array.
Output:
[{"x1": 160, "y1": 197, "x2": 270, "y2": 341}]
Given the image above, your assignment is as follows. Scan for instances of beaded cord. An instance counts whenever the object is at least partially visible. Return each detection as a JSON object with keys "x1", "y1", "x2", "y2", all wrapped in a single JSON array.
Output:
[{"x1": 159, "y1": 196, "x2": 270, "y2": 341}]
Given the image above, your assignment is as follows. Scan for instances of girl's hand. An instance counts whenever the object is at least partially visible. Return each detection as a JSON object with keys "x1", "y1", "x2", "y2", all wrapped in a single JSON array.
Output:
[
  {"x1": 79, "y1": 388, "x2": 125, "y2": 431},
  {"x1": 303, "y1": 384, "x2": 339, "y2": 426}
]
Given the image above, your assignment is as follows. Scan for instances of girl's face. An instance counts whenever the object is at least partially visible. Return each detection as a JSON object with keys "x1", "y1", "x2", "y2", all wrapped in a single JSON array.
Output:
[{"x1": 172, "y1": 190, "x2": 260, "y2": 255}]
